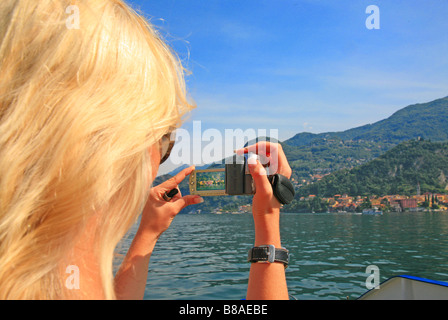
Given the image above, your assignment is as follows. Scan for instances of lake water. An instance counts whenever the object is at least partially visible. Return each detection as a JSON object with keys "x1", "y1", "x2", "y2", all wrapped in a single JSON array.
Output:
[{"x1": 117, "y1": 212, "x2": 448, "y2": 300}]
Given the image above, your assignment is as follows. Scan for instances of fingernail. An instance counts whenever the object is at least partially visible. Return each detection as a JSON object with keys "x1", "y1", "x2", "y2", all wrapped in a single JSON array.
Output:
[
  {"x1": 194, "y1": 197, "x2": 204, "y2": 204},
  {"x1": 247, "y1": 153, "x2": 258, "y2": 165},
  {"x1": 234, "y1": 148, "x2": 247, "y2": 155}
]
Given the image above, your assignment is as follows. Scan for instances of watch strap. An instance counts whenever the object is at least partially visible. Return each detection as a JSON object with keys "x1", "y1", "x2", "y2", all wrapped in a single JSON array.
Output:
[{"x1": 248, "y1": 245, "x2": 289, "y2": 267}]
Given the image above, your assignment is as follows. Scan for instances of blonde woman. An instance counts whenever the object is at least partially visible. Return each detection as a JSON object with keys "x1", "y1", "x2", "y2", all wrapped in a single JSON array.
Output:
[{"x1": 0, "y1": 0, "x2": 290, "y2": 300}]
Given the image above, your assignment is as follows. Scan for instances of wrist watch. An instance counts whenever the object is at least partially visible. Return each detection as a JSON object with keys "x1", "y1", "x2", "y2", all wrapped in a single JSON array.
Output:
[{"x1": 247, "y1": 245, "x2": 289, "y2": 268}]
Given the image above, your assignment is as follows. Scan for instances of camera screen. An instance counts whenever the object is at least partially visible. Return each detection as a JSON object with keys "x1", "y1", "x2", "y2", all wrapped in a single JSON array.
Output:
[{"x1": 196, "y1": 171, "x2": 226, "y2": 191}]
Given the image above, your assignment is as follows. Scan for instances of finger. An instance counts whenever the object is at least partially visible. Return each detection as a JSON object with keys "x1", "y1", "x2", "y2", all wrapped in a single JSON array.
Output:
[
  {"x1": 235, "y1": 141, "x2": 272, "y2": 155},
  {"x1": 236, "y1": 144, "x2": 276, "y2": 174},
  {"x1": 241, "y1": 142, "x2": 282, "y2": 164},
  {"x1": 161, "y1": 165, "x2": 195, "y2": 191},
  {"x1": 236, "y1": 142, "x2": 291, "y2": 178},
  {"x1": 172, "y1": 195, "x2": 204, "y2": 211}
]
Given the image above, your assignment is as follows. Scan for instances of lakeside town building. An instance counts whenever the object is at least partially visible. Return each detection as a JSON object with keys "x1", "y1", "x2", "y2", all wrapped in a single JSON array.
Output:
[{"x1": 301, "y1": 193, "x2": 448, "y2": 213}]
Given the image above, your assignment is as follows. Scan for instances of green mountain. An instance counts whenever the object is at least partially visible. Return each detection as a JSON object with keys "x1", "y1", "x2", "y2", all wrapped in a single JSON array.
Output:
[
  {"x1": 291, "y1": 139, "x2": 448, "y2": 200},
  {"x1": 284, "y1": 96, "x2": 448, "y2": 146},
  {"x1": 282, "y1": 96, "x2": 448, "y2": 184}
]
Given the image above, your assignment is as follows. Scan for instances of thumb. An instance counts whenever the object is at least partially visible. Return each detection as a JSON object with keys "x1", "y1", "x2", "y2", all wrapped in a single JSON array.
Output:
[
  {"x1": 172, "y1": 195, "x2": 204, "y2": 211},
  {"x1": 248, "y1": 159, "x2": 272, "y2": 198}
]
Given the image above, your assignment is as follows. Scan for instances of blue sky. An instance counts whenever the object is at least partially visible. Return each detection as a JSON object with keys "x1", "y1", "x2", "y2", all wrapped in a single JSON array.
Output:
[{"x1": 125, "y1": 0, "x2": 448, "y2": 172}]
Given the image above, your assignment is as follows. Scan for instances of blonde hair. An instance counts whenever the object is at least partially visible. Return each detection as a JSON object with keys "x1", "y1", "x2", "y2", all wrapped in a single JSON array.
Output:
[{"x1": 0, "y1": 0, "x2": 193, "y2": 299}]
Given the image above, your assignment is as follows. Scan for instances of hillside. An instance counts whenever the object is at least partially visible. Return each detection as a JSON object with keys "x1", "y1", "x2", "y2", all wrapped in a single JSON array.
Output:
[
  {"x1": 284, "y1": 96, "x2": 448, "y2": 146},
  {"x1": 282, "y1": 96, "x2": 448, "y2": 184},
  {"x1": 293, "y1": 139, "x2": 448, "y2": 199}
]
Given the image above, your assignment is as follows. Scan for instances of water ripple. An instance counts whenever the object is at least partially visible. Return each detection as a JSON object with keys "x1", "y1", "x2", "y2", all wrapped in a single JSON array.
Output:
[{"x1": 116, "y1": 212, "x2": 448, "y2": 300}]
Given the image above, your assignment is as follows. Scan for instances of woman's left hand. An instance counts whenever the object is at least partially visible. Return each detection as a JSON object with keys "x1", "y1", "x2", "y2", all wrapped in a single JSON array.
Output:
[
  {"x1": 115, "y1": 166, "x2": 202, "y2": 299},
  {"x1": 139, "y1": 166, "x2": 203, "y2": 239}
]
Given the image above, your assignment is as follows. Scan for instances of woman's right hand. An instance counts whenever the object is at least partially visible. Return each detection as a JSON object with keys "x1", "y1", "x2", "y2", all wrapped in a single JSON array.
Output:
[
  {"x1": 238, "y1": 142, "x2": 292, "y2": 300},
  {"x1": 235, "y1": 142, "x2": 292, "y2": 246}
]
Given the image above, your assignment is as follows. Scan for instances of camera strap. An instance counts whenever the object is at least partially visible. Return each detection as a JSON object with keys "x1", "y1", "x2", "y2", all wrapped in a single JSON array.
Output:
[{"x1": 268, "y1": 174, "x2": 295, "y2": 205}]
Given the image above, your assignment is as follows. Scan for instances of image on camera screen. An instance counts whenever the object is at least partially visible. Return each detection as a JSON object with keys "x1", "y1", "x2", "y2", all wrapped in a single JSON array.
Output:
[{"x1": 196, "y1": 171, "x2": 226, "y2": 191}]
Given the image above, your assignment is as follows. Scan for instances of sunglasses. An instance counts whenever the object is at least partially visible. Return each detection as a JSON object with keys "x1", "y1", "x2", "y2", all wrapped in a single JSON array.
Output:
[{"x1": 159, "y1": 130, "x2": 176, "y2": 164}]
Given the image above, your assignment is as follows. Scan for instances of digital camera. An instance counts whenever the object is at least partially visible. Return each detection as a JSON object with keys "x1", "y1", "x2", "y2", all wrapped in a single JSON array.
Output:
[{"x1": 189, "y1": 154, "x2": 255, "y2": 197}]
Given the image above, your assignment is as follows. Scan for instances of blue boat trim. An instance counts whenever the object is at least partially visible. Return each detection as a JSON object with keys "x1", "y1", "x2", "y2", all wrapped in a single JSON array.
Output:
[{"x1": 399, "y1": 275, "x2": 448, "y2": 288}]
